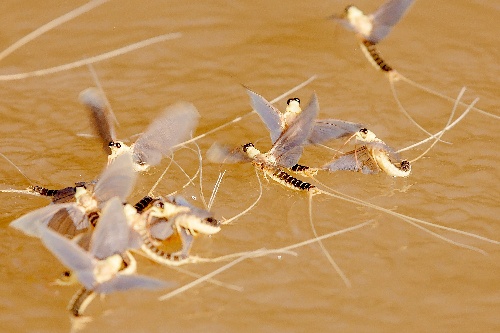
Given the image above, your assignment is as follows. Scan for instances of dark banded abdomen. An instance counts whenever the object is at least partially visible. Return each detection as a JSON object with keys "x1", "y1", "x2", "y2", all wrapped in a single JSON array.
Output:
[
  {"x1": 133, "y1": 196, "x2": 155, "y2": 213},
  {"x1": 68, "y1": 287, "x2": 95, "y2": 317},
  {"x1": 268, "y1": 167, "x2": 315, "y2": 191},
  {"x1": 361, "y1": 40, "x2": 393, "y2": 72}
]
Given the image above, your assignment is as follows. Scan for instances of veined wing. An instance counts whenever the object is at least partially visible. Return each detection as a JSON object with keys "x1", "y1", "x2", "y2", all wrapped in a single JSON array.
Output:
[
  {"x1": 79, "y1": 87, "x2": 117, "y2": 153},
  {"x1": 308, "y1": 119, "x2": 365, "y2": 144},
  {"x1": 369, "y1": 0, "x2": 415, "y2": 43},
  {"x1": 94, "y1": 152, "x2": 137, "y2": 204},
  {"x1": 133, "y1": 102, "x2": 199, "y2": 167},
  {"x1": 95, "y1": 274, "x2": 171, "y2": 294},
  {"x1": 323, "y1": 145, "x2": 380, "y2": 174},
  {"x1": 39, "y1": 226, "x2": 95, "y2": 289},
  {"x1": 90, "y1": 197, "x2": 138, "y2": 259},
  {"x1": 206, "y1": 142, "x2": 253, "y2": 164},
  {"x1": 10, "y1": 202, "x2": 81, "y2": 238},
  {"x1": 246, "y1": 88, "x2": 285, "y2": 144},
  {"x1": 270, "y1": 92, "x2": 320, "y2": 168}
]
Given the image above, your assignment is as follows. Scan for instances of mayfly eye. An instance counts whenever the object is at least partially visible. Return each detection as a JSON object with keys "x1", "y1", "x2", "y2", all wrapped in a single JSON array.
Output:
[
  {"x1": 242, "y1": 143, "x2": 254, "y2": 152},
  {"x1": 154, "y1": 201, "x2": 164, "y2": 209},
  {"x1": 360, "y1": 128, "x2": 368, "y2": 134},
  {"x1": 116, "y1": 142, "x2": 121, "y2": 148},
  {"x1": 293, "y1": 98, "x2": 300, "y2": 103},
  {"x1": 108, "y1": 141, "x2": 114, "y2": 147},
  {"x1": 63, "y1": 271, "x2": 71, "y2": 277}
]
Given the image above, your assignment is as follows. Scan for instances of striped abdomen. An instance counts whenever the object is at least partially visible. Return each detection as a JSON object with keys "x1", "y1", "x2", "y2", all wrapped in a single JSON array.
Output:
[
  {"x1": 265, "y1": 167, "x2": 316, "y2": 192},
  {"x1": 139, "y1": 228, "x2": 189, "y2": 266},
  {"x1": 68, "y1": 287, "x2": 95, "y2": 317},
  {"x1": 31, "y1": 186, "x2": 58, "y2": 196},
  {"x1": 134, "y1": 196, "x2": 155, "y2": 213},
  {"x1": 360, "y1": 40, "x2": 393, "y2": 72}
]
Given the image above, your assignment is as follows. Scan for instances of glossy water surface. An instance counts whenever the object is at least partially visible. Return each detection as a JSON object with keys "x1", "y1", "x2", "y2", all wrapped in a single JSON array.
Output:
[{"x1": 0, "y1": 1, "x2": 498, "y2": 332}]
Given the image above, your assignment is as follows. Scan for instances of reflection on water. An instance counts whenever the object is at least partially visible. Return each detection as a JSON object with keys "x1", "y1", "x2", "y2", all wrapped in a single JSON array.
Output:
[{"x1": 0, "y1": 0, "x2": 498, "y2": 332}]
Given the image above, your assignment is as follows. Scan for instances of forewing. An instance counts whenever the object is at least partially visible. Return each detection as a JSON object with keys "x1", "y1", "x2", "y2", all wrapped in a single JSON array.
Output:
[
  {"x1": 133, "y1": 102, "x2": 200, "y2": 167},
  {"x1": 367, "y1": 141, "x2": 402, "y2": 162},
  {"x1": 271, "y1": 92, "x2": 320, "y2": 167},
  {"x1": 90, "y1": 197, "x2": 130, "y2": 259},
  {"x1": 329, "y1": 15, "x2": 356, "y2": 32},
  {"x1": 10, "y1": 203, "x2": 76, "y2": 238},
  {"x1": 94, "y1": 152, "x2": 136, "y2": 203},
  {"x1": 246, "y1": 88, "x2": 285, "y2": 143},
  {"x1": 206, "y1": 143, "x2": 252, "y2": 164},
  {"x1": 149, "y1": 219, "x2": 174, "y2": 241},
  {"x1": 95, "y1": 274, "x2": 172, "y2": 294},
  {"x1": 370, "y1": 0, "x2": 415, "y2": 42},
  {"x1": 323, "y1": 146, "x2": 380, "y2": 174},
  {"x1": 79, "y1": 87, "x2": 117, "y2": 153},
  {"x1": 39, "y1": 226, "x2": 95, "y2": 286},
  {"x1": 308, "y1": 119, "x2": 365, "y2": 144}
]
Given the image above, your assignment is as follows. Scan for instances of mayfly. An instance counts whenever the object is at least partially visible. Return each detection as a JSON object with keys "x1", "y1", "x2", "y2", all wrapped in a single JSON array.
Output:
[
  {"x1": 322, "y1": 127, "x2": 411, "y2": 177},
  {"x1": 39, "y1": 197, "x2": 169, "y2": 317},
  {"x1": 246, "y1": 88, "x2": 365, "y2": 146},
  {"x1": 208, "y1": 92, "x2": 321, "y2": 193},
  {"x1": 79, "y1": 88, "x2": 200, "y2": 172},
  {"x1": 330, "y1": 0, "x2": 415, "y2": 73},
  {"x1": 10, "y1": 152, "x2": 137, "y2": 238},
  {"x1": 136, "y1": 195, "x2": 221, "y2": 266}
]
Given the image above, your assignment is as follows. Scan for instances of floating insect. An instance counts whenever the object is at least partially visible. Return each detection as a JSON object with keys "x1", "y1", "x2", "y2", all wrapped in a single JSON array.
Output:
[
  {"x1": 10, "y1": 152, "x2": 137, "y2": 238},
  {"x1": 246, "y1": 88, "x2": 365, "y2": 146},
  {"x1": 208, "y1": 92, "x2": 321, "y2": 193},
  {"x1": 39, "y1": 197, "x2": 169, "y2": 317},
  {"x1": 322, "y1": 127, "x2": 411, "y2": 177},
  {"x1": 137, "y1": 195, "x2": 221, "y2": 266},
  {"x1": 330, "y1": 0, "x2": 415, "y2": 73},
  {"x1": 80, "y1": 88, "x2": 200, "y2": 172}
]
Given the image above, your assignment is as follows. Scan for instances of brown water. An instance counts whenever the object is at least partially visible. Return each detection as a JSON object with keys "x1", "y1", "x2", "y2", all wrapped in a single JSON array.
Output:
[{"x1": 0, "y1": 1, "x2": 498, "y2": 332}]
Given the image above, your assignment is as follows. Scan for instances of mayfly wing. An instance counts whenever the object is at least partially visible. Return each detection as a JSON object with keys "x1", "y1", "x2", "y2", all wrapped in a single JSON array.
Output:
[
  {"x1": 149, "y1": 219, "x2": 174, "y2": 241},
  {"x1": 95, "y1": 274, "x2": 172, "y2": 294},
  {"x1": 271, "y1": 92, "x2": 320, "y2": 168},
  {"x1": 323, "y1": 146, "x2": 380, "y2": 174},
  {"x1": 90, "y1": 197, "x2": 133, "y2": 259},
  {"x1": 367, "y1": 140, "x2": 403, "y2": 162},
  {"x1": 10, "y1": 202, "x2": 77, "y2": 237},
  {"x1": 39, "y1": 226, "x2": 96, "y2": 289},
  {"x1": 167, "y1": 195, "x2": 212, "y2": 219},
  {"x1": 369, "y1": 0, "x2": 415, "y2": 43},
  {"x1": 246, "y1": 88, "x2": 285, "y2": 144},
  {"x1": 79, "y1": 87, "x2": 117, "y2": 153},
  {"x1": 308, "y1": 119, "x2": 365, "y2": 144},
  {"x1": 133, "y1": 102, "x2": 200, "y2": 167},
  {"x1": 93, "y1": 152, "x2": 137, "y2": 204},
  {"x1": 206, "y1": 142, "x2": 253, "y2": 164}
]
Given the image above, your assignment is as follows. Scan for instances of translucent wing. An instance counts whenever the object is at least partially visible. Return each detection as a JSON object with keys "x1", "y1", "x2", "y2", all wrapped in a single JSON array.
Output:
[
  {"x1": 167, "y1": 195, "x2": 212, "y2": 220},
  {"x1": 323, "y1": 146, "x2": 380, "y2": 174},
  {"x1": 90, "y1": 197, "x2": 131, "y2": 259},
  {"x1": 95, "y1": 274, "x2": 171, "y2": 294},
  {"x1": 79, "y1": 87, "x2": 117, "y2": 153},
  {"x1": 271, "y1": 93, "x2": 320, "y2": 168},
  {"x1": 366, "y1": 141, "x2": 403, "y2": 162},
  {"x1": 149, "y1": 219, "x2": 174, "y2": 241},
  {"x1": 246, "y1": 88, "x2": 285, "y2": 143},
  {"x1": 206, "y1": 143, "x2": 253, "y2": 164},
  {"x1": 39, "y1": 226, "x2": 95, "y2": 288},
  {"x1": 369, "y1": 0, "x2": 415, "y2": 43},
  {"x1": 133, "y1": 102, "x2": 200, "y2": 167},
  {"x1": 10, "y1": 203, "x2": 77, "y2": 238},
  {"x1": 94, "y1": 152, "x2": 136, "y2": 204},
  {"x1": 308, "y1": 119, "x2": 365, "y2": 144},
  {"x1": 329, "y1": 15, "x2": 356, "y2": 33}
]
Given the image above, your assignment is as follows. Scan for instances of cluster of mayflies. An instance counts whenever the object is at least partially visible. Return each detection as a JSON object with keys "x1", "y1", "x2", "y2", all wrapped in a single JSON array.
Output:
[{"x1": 2, "y1": 0, "x2": 499, "y2": 326}]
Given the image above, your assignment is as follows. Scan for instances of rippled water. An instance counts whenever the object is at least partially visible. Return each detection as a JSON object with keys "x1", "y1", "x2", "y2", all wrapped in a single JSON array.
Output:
[{"x1": 0, "y1": 1, "x2": 498, "y2": 332}]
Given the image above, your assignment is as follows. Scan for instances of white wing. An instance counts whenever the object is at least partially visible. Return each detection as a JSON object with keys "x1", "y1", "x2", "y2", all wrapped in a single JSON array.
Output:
[
  {"x1": 94, "y1": 152, "x2": 137, "y2": 204},
  {"x1": 246, "y1": 88, "x2": 285, "y2": 143},
  {"x1": 369, "y1": 0, "x2": 415, "y2": 43},
  {"x1": 95, "y1": 274, "x2": 171, "y2": 294},
  {"x1": 271, "y1": 93, "x2": 320, "y2": 168},
  {"x1": 133, "y1": 102, "x2": 199, "y2": 167}
]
